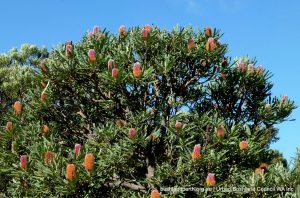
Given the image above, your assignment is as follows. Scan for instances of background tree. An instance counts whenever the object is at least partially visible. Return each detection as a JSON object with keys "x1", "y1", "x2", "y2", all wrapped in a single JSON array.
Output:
[
  {"x1": 0, "y1": 25, "x2": 298, "y2": 197},
  {"x1": 0, "y1": 44, "x2": 48, "y2": 193}
]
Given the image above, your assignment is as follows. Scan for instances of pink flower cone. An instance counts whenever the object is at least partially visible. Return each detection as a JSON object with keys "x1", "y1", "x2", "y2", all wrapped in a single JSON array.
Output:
[
  {"x1": 193, "y1": 144, "x2": 201, "y2": 155},
  {"x1": 282, "y1": 95, "x2": 288, "y2": 103},
  {"x1": 256, "y1": 65, "x2": 263, "y2": 75},
  {"x1": 206, "y1": 173, "x2": 216, "y2": 187},
  {"x1": 74, "y1": 144, "x2": 81, "y2": 157},
  {"x1": 144, "y1": 24, "x2": 151, "y2": 32},
  {"x1": 248, "y1": 64, "x2": 254, "y2": 73},
  {"x1": 133, "y1": 62, "x2": 142, "y2": 77},
  {"x1": 237, "y1": 63, "x2": 245, "y2": 72},
  {"x1": 128, "y1": 128, "x2": 137, "y2": 139},
  {"x1": 142, "y1": 28, "x2": 149, "y2": 40},
  {"x1": 108, "y1": 59, "x2": 114, "y2": 70},
  {"x1": 112, "y1": 68, "x2": 119, "y2": 78},
  {"x1": 119, "y1": 25, "x2": 126, "y2": 37},
  {"x1": 93, "y1": 26, "x2": 100, "y2": 34},
  {"x1": 20, "y1": 155, "x2": 27, "y2": 170},
  {"x1": 88, "y1": 49, "x2": 96, "y2": 62}
]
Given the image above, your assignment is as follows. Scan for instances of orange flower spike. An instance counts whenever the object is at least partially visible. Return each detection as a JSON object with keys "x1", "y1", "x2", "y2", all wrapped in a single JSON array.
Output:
[
  {"x1": 255, "y1": 168, "x2": 264, "y2": 175},
  {"x1": 239, "y1": 140, "x2": 249, "y2": 150},
  {"x1": 221, "y1": 73, "x2": 226, "y2": 80},
  {"x1": 150, "y1": 189, "x2": 160, "y2": 198},
  {"x1": 192, "y1": 144, "x2": 201, "y2": 159},
  {"x1": 44, "y1": 151, "x2": 55, "y2": 165},
  {"x1": 205, "y1": 27, "x2": 212, "y2": 37},
  {"x1": 142, "y1": 28, "x2": 149, "y2": 40},
  {"x1": 133, "y1": 62, "x2": 142, "y2": 78},
  {"x1": 259, "y1": 163, "x2": 268, "y2": 170},
  {"x1": 65, "y1": 43, "x2": 73, "y2": 58},
  {"x1": 84, "y1": 153, "x2": 95, "y2": 171},
  {"x1": 14, "y1": 101, "x2": 22, "y2": 115},
  {"x1": 42, "y1": 125, "x2": 49, "y2": 135},
  {"x1": 40, "y1": 60, "x2": 47, "y2": 73},
  {"x1": 175, "y1": 121, "x2": 183, "y2": 129},
  {"x1": 216, "y1": 125, "x2": 225, "y2": 138},
  {"x1": 116, "y1": 119, "x2": 127, "y2": 128},
  {"x1": 206, "y1": 173, "x2": 216, "y2": 187},
  {"x1": 41, "y1": 92, "x2": 47, "y2": 102},
  {"x1": 144, "y1": 24, "x2": 151, "y2": 32},
  {"x1": 66, "y1": 164, "x2": 76, "y2": 181},
  {"x1": 88, "y1": 49, "x2": 96, "y2": 62},
  {"x1": 206, "y1": 37, "x2": 215, "y2": 52},
  {"x1": 41, "y1": 81, "x2": 46, "y2": 88},
  {"x1": 188, "y1": 38, "x2": 195, "y2": 50},
  {"x1": 119, "y1": 25, "x2": 127, "y2": 37},
  {"x1": 6, "y1": 121, "x2": 13, "y2": 132},
  {"x1": 256, "y1": 65, "x2": 263, "y2": 75}
]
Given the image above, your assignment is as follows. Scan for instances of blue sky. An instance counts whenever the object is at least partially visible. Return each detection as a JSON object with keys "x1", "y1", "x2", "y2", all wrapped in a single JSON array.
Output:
[{"x1": 0, "y1": 0, "x2": 299, "y2": 162}]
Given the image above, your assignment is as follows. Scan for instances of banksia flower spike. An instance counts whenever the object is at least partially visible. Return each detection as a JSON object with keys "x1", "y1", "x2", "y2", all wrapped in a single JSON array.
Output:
[
  {"x1": 6, "y1": 121, "x2": 13, "y2": 132},
  {"x1": 112, "y1": 68, "x2": 119, "y2": 78},
  {"x1": 142, "y1": 28, "x2": 149, "y2": 40},
  {"x1": 65, "y1": 43, "x2": 72, "y2": 58},
  {"x1": 237, "y1": 63, "x2": 245, "y2": 72},
  {"x1": 205, "y1": 37, "x2": 215, "y2": 52},
  {"x1": 133, "y1": 62, "x2": 142, "y2": 78},
  {"x1": 205, "y1": 27, "x2": 212, "y2": 37},
  {"x1": 42, "y1": 125, "x2": 49, "y2": 135},
  {"x1": 41, "y1": 81, "x2": 46, "y2": 88},
  {"x1": 44, "y1": 151, "x2": 55, "y2": 165},
  {"x1": 188, "y1": 38, "x2": 195, "y2": 50},
  {"x1": 108, "y1": 59, "x2": 115, "y2": 71},
  {"x1": 41, "y1": 92, "x2": 47, "y2": 102},
  {"x1": 74, "y1": 144, "x2": 81, "y2": 157},
  {"x1": 20, "y1": 155, "x2": 27, "y2": 170},
  {"x1": 175, "y1": 121, "x2": 183, "y2": 129},
  {"x1": 116, "y1": 119, "x2": 127, "y2": 128},
  {"x1": 239, "y1": 140, "x2": 249, "y2": 150},
  {"x1": 14, "y1": 101, "x2": 22, "y2": 115},
  {"x1": 119, "y1": 25, "x2": 126, "y2": 37},
  {"x1": 144, "y1": 24, "x2": 151, "y2": 32},
  {"x1": 88, "y1": 31, "x2": 93, "y2": 38},
  {"x1": 259, "y1": 163, "x2": 268, "y2": 170},
  {"x1": 88, "y1": 49, "x2": 96, "y2": 62},
  {"x1": 206, "y1": 173, "x2": 216, "y2": 187},
  {"x1": 255, "y1": 168, "x2": 264, "y2": 175},
  {"x1": 93, "y1": 25, "x2": 100, "y2": 34},
  {"x1": 192, "y1": 144, "x2": 201, "y2": 159},
  {"x1": 66, "y1": 164, "x2": 76, "y2": 181},
  {"x1": 256, "y1": 65, "x2": 263, "y2": 75},
  {"x1": 216, "y1": 125, "x2": 225, "y2": 138},
  {"x1": 247, "y1": 64, "x2": 254, "y2": 73},
  {"x1": 40, "y1": 60, "x2": 47, "y2": 73},
  {"x1": 151, "y1": 189, "x2": 160, "y2": 198},
  {"x1": 282, "y1": 95, "x2": 288, "y2": 103},
  {"x1": 84, "y1": 153, "x2": 95, "y2": 171},
  {"x1": 128, "y1": 128, "x2": 137, "y2": 139},
  {"x1": 221, "y1": 73, "x2": 226, "y2": 80}
]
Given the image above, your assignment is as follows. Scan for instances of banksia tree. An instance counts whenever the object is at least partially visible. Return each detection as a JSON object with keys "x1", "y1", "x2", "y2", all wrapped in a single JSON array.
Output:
[{"x1": 0, "y1": 25, "x2": 298, "y2": 197}]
